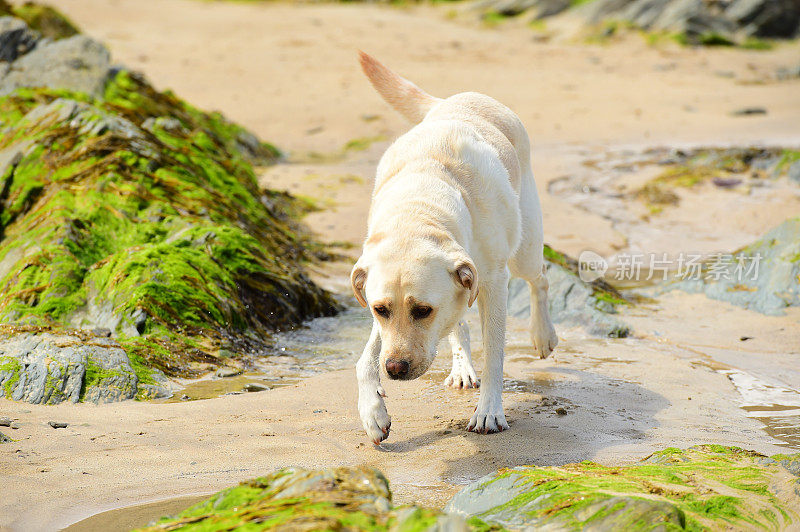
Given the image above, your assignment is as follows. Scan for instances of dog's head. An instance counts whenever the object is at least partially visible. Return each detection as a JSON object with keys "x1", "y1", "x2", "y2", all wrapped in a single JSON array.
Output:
[{"x1": 351, "y1": 236, "x2": 477, "y2": 380}]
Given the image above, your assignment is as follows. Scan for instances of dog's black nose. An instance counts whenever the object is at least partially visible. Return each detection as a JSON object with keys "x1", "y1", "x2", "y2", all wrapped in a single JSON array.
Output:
[{"x1": 386, "y1": 359, "x2": 409, "y2": 379}]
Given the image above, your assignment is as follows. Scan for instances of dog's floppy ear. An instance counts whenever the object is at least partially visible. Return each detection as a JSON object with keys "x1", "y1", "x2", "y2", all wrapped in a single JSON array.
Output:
[
  {"x1": 454, "y1": 259, "x2": 479, "y2": 307},
  {"x1": 350, "y1": 262, "x2": 368, "y2": 308}
]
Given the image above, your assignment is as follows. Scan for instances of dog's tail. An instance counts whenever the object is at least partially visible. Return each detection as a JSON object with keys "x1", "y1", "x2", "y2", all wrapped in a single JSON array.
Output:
[{"x1": 359, "y1": 51, "x2": 440, "y2": 124}]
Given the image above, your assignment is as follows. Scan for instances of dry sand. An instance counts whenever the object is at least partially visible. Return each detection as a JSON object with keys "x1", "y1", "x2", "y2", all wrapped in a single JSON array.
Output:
[{"x1": 1, "y1": 0, "x2": 800, "y2": 530}]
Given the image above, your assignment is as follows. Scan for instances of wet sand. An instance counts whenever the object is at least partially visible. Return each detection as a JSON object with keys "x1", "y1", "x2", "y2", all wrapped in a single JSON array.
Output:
[{"x1": 2, "y1": 0, "x2": 800, "y2": 530}]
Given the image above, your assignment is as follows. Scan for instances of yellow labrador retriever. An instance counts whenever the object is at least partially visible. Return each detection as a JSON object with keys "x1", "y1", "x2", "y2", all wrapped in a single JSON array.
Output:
[{"x1": 353, "y1": 52, "x2": 558, "y2": 444}]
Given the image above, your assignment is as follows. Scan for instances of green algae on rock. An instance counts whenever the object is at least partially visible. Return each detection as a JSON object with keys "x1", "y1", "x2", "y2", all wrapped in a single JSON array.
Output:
[
  {"x1": 0, "y1": 325, "x2": 148, "y2": 404},
  {"x1": 133, "y1": 466, "x2": 467, "y2": 532},
  {"x1": 0, "y1": 1, "x2": 79, "y2": 40},
  {"x1": 508, "y1": 245, "x2": 631, "y2": 338},
  {"x1": 446, "y1": 445, "x2": 800, "y2": 531},
  {"x1": 0, "y1": 22, "x2": 338, "y2": 401},
  {"x1": 635, "y1": 147, "x2": 798, "y2": 210}
]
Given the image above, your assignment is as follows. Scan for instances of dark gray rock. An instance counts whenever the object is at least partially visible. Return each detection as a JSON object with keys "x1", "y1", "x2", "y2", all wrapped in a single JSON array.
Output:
[
  {"x1": 0, "y1": 417, "x2": 10, "y2": 426},
  {"x1": 0, "y1": 330, "x2": 138, "y2": 405},
  {"x1": 0, "y1": 35, "x2": 111, "y2": 97},
  {"x1": 0, "y1": 431, "x2": 11, "y2": 443},
  {"x1": 726, "y1": 0, "x2": 800, "y2": 38},
  {"x1": 0, "y1": 17, "x2": 40, "y2": 63},
  {"x1": 48, "y1": 421, "x2": 68, "y2": 429},
  {"x1": 661, "y1": 218, "x2": 800, "y2": 314},
  {"x1": 508, "y1": 258, "x2": 631, "y2": 338}
]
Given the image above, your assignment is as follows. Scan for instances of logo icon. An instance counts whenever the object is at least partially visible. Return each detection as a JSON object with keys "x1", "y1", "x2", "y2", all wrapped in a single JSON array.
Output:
[{"x1": 579, "y1": 250, "x2": 608, "y2": 283}]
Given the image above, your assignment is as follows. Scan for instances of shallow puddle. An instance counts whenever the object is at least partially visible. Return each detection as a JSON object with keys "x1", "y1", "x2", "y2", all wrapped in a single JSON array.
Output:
[{"x1": 63, "y1": 494, "x2": 210, "y2": 532}]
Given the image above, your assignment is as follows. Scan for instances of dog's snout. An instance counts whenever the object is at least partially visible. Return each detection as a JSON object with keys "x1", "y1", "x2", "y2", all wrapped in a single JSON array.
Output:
[{"x1": 386, "y1": 358, "x2": 410, "y2": 379}]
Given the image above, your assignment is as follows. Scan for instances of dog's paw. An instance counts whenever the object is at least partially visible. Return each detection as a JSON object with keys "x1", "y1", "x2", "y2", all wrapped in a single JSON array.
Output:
[
  {"x1": 443, "y1": 362, "x2": 479, "y2": 389},
  {"x1": 531, "y1": 320, "x2": 558, "y2": 359},
  {"x1": 359, "y1": 390, "x2": 391, "y2": 445},
  {"x1": 467, "y1": 409, "x2": 509, "y2": 434}
]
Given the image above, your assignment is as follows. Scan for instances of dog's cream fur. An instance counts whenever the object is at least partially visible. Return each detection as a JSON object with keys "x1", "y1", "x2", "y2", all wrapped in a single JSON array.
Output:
[{"x1": 353, "y1": 52, "x2": 558, "y2": 444}]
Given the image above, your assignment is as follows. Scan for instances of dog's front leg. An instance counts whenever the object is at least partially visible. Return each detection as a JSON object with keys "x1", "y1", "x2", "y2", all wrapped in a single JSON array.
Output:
[
  {"x1": 357, "y1": 320, "x2": 391, "y2": 444},
  {"x1": 468, "y1": 268, "x2": 510, "y2": 434}
]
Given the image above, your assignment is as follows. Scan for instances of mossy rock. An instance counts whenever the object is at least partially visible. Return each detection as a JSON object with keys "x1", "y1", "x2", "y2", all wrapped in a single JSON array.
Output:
[
  {"x1": 133, "y1": 466, "x2": 466, "y2": 531},
  {"x1": 0, "y1": 38, "x2": 337, "y2": 386},
  {"x1": 659, "y1": 217, "x2": 800, "y2": 315},
  {"x1": 0, "y1": 325, "x2": 139, "y2": 404},
  {"x1": 635, "y1": 147, "x2": 796, "y2": 210},
  {"x1": 446, "y1": 445, "x2": 800, "y2": 530},
  {"x1": 1, "y1": 1, "x2": 80, "y2": 40},
  {"x1": 508, "y1": 245, "x2": 631, "y2": 338}
]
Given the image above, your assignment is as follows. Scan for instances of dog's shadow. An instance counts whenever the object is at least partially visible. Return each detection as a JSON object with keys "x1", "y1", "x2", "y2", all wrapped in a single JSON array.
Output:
[{"x1": 377, "y1": 364, "x2": 669, "y2": 483}]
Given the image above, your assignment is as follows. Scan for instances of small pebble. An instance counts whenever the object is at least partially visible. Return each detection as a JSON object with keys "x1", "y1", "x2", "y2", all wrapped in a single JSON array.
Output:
[
  {"x1": 555, "y1": 408, "x2": 568, "y2": 416},
  {"x1": 242, "y1": 383, "x2": 270, "y2": 393},
  {"x1": 0, "y1": 417, "x2": 11, "y2": 427},
  {"x1": 48, "y1": 421, "x2": 68, "y2": 429},
  {"x1": 731, "y1": 107, "x2": 767, "y2": 116},
  {"x1": 10, "y1": 422, "x2": 20, "y2": 429},
  {"x1": 215, "y1": 367, "x2": 242, "y2": 378}
]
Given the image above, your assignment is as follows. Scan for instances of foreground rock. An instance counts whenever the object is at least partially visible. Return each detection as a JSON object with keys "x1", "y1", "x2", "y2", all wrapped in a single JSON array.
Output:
[
  {"x1": 446, "y1": 445, "x2": 800, "y2": 530},
  {"x1": 0, "y1": 17, "x2": 338, "y2": 400},
  {"x1": 661, "y1": 217, "x2": 800, "y2": 315},
  {"x1": 134, "y1": 467, "x2": 466, "y2": 532},
  {"x1": 508, "y1": 246, "x2": 631, "y2": 337},
  {"x1": 0, "y1": 327, "x2": 138, "y2": 404}
]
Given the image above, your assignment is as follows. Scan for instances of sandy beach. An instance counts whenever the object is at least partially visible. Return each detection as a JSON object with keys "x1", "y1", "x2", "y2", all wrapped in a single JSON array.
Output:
[{"x1": 1, "y1": 0, "x2": 799, "y2": 529}]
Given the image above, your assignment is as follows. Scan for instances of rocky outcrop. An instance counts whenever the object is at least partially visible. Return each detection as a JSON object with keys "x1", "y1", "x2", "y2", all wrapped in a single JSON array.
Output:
[
  {"x1": 446, "y1": 445, "x2": 800, "y2": 530},
  {"x1": 133, "y1": 467, "x2": 467, "y2": 532},
  {"x1": 0, "y1": 327, "x2": 137, "y2": 404},
  {"x1": 0, "y1": 17, "x2": 338, "y2": 397},
  {"x1": 583, "y1": 0, "x2": 800, "y2": 40},
  {"x1": 662, "y1": 217, "x2": 800, "y2": 315},
  {"x1": 508, "y1": 246, "x2": 631, "y2": 337},
  {"x1": 475, "y1": 0, "x2": 800, "y2": 44},
  {"x1": 0, "y1": 35, "x2": 111, "y2": 97}
]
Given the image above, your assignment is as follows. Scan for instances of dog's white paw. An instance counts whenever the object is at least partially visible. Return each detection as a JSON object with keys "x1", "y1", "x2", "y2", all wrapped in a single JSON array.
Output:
[
  {"x1": 467, "y1": 408, "x2": 509, "y2": 434},
  {"x1": 359, "y1": 389, "x2": 391, "y2": 445},
  {"x1": 532, "y1": 320, "x2": 558, "y2": 359},
  {"x1": 443, "y1": 361, "x2": 479, "y2": 389}
]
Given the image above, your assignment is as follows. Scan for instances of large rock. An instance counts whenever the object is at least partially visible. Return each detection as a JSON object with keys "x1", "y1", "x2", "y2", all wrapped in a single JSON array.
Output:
[
  {"x1": 0, "y1": 328, "x2": 137, "y2": 404},
  {"x1": 133, "y1": 466, "x2": 467, "y2": 532},
  {"x1": 446, "y1": 445, "x2": 800, "y2": 530},
  {"x1": 0, "y1": 34, "x2": 111, "y2": 97},
  {"x1": 508, "y1": 247, "x2": 631, "y2": 338},
  {"x1": 0, "y1": 23, "x2": 335, "y2": 384},
  {"x1": 663, "y1": 217, "x2": 800, "y2": 315}
]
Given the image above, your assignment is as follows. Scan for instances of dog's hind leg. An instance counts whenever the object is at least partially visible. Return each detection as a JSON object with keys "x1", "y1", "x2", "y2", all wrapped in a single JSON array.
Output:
[
  {"x1": 509, "y1": 166, "x2": 558, "y2": 359},
  {"x1": 357, "y1": 321, "x2": 391, "y2": 445},
  {"x1": 443, "y1": 320, "x2": 478, "y2": 389}
]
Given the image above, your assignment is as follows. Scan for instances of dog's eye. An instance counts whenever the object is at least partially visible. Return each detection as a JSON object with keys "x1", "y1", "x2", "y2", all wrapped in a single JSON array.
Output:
[
  {"x1": 411, "y1": 306, "x2": 432, "y2": 320},
  {"x1": 373, "y1": 305, "x2": 390, "y2": 318}
]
